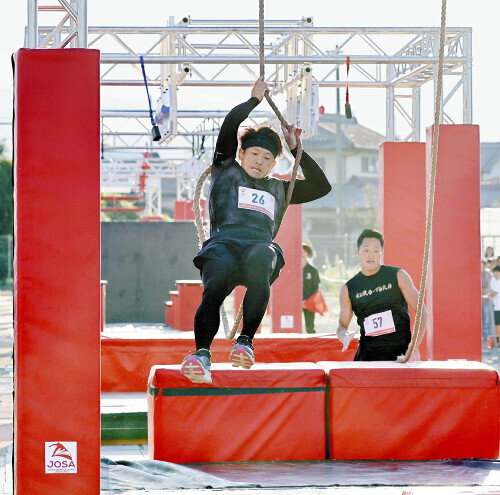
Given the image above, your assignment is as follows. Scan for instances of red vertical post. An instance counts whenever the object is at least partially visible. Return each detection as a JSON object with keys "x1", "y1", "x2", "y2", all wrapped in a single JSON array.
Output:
[
  {"x1": 165, "y1": 301, "x2": 172, "y2": 326},
  {"x1": 174, "y1": 199, "x2": 205, "y2": 220},
  {"x1": 426, "y1": 125, "x2": 481, "y2": 361},
  {"x1": 379, "y1": 142, "x2": 428, "y2": 359},
  {"x1": 174, "y1": 201, "x2": 184, "y2": 220},
  {"x1": 271, "y1": 202, "x2": 303, "y2": 333},
  {"x1": 14, "y1": 49, "x2": 101, "y2": 493},
  {"x1": 176, "y1": 280, "x2": 204, "y2": 331}
]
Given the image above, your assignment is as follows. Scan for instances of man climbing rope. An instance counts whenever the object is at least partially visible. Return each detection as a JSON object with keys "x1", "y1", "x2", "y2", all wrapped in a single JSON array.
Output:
[
  {"x1": 181, "y1": 77, "x2": 331, "y2": 384},
  {"x1": 337, "y1": 229, "x2": 427, "y2": 361}
]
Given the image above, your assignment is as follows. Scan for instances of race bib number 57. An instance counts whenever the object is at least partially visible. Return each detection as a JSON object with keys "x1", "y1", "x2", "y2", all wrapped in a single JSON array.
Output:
[
  {"x1": 364, "y1": 310, "x2": 396, "y2": 337},
  {"x1": 238, "y1": 187, "x2": 275, "y2": 219}
]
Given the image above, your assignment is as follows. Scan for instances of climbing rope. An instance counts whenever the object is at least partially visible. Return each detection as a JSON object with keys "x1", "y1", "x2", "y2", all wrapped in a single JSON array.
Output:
[
  {"x1": 193, "y1": 0, "x2": 303, "y2": 339},
  {"x1": 397, "y1": 0, "x2": 447, "y2": 363}
]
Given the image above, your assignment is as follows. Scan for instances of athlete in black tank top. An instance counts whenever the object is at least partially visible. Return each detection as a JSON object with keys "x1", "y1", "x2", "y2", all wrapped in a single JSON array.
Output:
[
  {"x1": 181, "y1": 77, "x2": 331, "y2": 383},
  {"x1": 337, "y1": 229, "x2": 427, "y2": 361}
]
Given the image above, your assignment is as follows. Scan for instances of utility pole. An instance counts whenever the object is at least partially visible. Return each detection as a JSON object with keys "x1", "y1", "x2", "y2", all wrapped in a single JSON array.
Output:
[{"x1": 335, "y1": 62, "x2": 344, "y2": 237}]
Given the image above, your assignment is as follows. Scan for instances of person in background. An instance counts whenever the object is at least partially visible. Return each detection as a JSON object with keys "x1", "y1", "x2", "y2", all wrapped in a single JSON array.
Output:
[
  {"x1": 482, "y1": 259, "x2": 493, "y2": 344},
  {"x1": 485, "y1": 246, "x2": 495, "y2": 259},
  {"x1": 488, "y1": 257, "x2": 497, "y2": 271},
  {"x1": 302, "y1": 243, "x2": 320, "y2": 334},
  {"x1": 489, "y1": 265, "x2": 500, "y2": 344},
  {"x1": 337, "y1": 229, "x2": 426, "y2": 361}
]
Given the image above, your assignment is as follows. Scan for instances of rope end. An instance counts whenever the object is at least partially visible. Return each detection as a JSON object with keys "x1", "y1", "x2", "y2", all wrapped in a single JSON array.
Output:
[{"x1": 396, "y1": 354, "x2": 408, "y2": 363}]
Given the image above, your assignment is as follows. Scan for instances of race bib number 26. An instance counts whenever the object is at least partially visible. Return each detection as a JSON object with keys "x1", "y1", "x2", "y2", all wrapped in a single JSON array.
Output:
[
  {"x1": 238, "y1": 186, "x2": 275, "y2": 219},
  {"x1": 364, "y1": 310, "x2": 396, "y2": 337}
]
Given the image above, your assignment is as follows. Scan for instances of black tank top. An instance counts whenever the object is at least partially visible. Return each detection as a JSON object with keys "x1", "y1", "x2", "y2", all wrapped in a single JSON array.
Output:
[
  {"x1": 346, "y1": 265, "x2": 411, "y2": 347},
  {"x1": 209, "y1": 157, "x2": 286, "y2": 239}
]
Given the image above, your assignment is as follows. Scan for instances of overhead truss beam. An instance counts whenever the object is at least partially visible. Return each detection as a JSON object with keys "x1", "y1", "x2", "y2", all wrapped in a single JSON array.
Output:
[{"x1": 27, "y1": 5, "x2": 473, "y2": 198}]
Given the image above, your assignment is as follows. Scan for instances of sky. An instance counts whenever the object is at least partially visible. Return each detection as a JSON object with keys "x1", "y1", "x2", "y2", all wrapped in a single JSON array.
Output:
[{"x1": 1, "y1": 0, "x2": 500, "y2": 154}]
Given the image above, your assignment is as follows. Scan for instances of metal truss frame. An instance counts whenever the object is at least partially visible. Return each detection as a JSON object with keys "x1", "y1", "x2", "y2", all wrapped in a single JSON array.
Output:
[
  {"x1": 28, "y1": 1, "x2": 472, "y2": 202},
  {"x1": 100, "y1": 155, "x2": 212, "y2": 205}
]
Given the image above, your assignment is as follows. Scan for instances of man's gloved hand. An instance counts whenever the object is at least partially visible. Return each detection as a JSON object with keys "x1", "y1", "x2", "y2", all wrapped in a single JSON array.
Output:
[{"x1": 336, "y1": 327, "x2": 355, "y2": 352}]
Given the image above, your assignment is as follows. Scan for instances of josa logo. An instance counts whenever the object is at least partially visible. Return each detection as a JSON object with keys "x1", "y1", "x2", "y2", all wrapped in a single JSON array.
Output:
[{"x1": 45, "y1": 442, "x2": 77, "y2": 474}]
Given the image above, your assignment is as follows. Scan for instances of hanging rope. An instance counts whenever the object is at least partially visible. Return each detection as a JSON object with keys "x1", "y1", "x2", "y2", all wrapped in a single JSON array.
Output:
[
  {"x1": 139, "y1": 56, "x2": 161, "y2": 141},
  {"x1": 397, "y1": 0, "x2": 447, "y2": 363},
  {"x1": 192, "y1": 0, "x2": 303, "y2": 339}
]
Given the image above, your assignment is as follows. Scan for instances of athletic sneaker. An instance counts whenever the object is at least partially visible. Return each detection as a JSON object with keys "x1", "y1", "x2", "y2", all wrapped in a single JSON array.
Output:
[
  {"x1": 180, "y1": 349, "x2": 212, "y2": 384},
  {"x1": 230, "y1": 336, "x2": 255, "y2": 369}
]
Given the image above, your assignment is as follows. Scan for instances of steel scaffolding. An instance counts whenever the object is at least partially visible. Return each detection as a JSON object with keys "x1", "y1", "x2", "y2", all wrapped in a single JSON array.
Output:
[{"x1": 27, "y1": 1, "x2": 472, "y2": 203}]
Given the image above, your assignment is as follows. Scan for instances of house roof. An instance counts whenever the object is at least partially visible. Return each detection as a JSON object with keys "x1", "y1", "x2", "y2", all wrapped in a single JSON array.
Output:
[
  {"x1": 304, "y1": 175, "x2": 379, "y2": 210},
  {"x1": 304, "y1": 173, "x2": 499, "y2": 209},
  {"x1": 307, "y1": 120, "x2": 500, "y2": 173},
  {"x1": 304, "y1": 114, "x2": 385, "y2": 151},
  {"x1": 481, "y1": 142, "x2": 500, "y2": 174},
  {"x1": 481, "y1": 182, "x2": 500, "y2": 208}
]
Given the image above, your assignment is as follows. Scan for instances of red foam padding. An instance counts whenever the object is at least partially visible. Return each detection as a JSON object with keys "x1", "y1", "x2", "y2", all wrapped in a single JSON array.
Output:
[
  {"x1": 271, "y1": 200, "x2": 303, "y2": 333},
  {"x1": 148, "y1": 363, "x2": 326, "y2": 462},
  {"x1": 426, "y1": 125, "x2": 481, "y2": 361},
  {"x1": 14, "y1": 49, "x2": 101, "y2": 494},
  {"x1": 101, "y1": 333, "x2": 358, "y2": 392},
  {"x1": 379, "y1": 142, "x2": 428, "y2": 359},
  {"x1": 319, "y1": 361, "x2": 499, "y2": 460},
  {"x1": 175, "y1": 283, "x2": 203, "y2": 331}
]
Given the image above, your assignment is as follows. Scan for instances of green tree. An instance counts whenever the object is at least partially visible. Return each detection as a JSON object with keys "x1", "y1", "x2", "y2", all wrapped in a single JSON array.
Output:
[{"x1": 0, "y1": 145, "x2": 13, "y2": 235}]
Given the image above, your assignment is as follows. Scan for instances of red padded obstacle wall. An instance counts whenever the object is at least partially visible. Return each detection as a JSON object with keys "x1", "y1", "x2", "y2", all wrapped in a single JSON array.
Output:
[
  {"x1": 379, "y1": 142, "x2": 428, "y2": 359},
  {"x1": 425, "y1": 125, "x2": 481, "y2": 361},
  {"x1": 101, "y1": 333, "x2": 358, "y2": 392},
  {"x1": 14, "y1": 49, "x2": 101, "y2": 494},
  {"x1": 174, "y1": 198, "x2": 205, "y2": 220},
  {"x1": 271, "y1": 198, "x2": 303, "y2": 332},
  {"x1": 175, "y1": 280, "x2": 203, "y2": 331}
]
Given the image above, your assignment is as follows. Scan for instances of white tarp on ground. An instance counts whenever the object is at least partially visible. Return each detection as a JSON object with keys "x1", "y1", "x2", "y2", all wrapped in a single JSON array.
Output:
[
  {"x1": 101, "y1": 457, "x2": 500, "y2": 491},
  {"x1": 100, "y1": 458, "x2": 259, "y2": 490}
]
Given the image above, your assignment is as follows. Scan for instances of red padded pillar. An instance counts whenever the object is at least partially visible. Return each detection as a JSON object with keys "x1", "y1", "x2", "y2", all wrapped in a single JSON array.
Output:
[
  {"x1": 175, "y1": 280, "x2": 203, "y2": 331},
  {"x1": 174, "y1": 199, "x2": 205, "y2": 220},
  {"x1": 165, "y1": 301, "x2": 172, "y2": 326},
  {"x1": 379, "y1": 142, "x2": 428, "y2": 359},
  {"x1": 425, "y1": 125, "x2": 481, "y2": 361},
  {"x1": 14, "y1": 49, "x2": 101, "y2": 494},
  {"x1": 271, "y1": 201, "x2": 303, "y2": 333}
]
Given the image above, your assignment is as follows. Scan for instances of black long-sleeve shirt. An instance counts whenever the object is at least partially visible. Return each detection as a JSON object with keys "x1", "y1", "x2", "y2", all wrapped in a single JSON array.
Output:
[
  {"x1": 214, "y1": 97, "x2": 332, "y2": 204},
  {"x1": 303, "y1": 263, "x2": 320, "y2": 300}
]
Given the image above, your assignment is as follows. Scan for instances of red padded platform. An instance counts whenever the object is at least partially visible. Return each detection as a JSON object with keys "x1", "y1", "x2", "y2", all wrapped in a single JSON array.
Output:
[
  {"x1": 319, "y1": 361, "x2": 499, "y2": 460},
  {"x1": 148, "y1": 363, "x2": 327, "y2": 462},
  {"x1": 102, "y1": 333, "x2": 358, "y2": 392}
]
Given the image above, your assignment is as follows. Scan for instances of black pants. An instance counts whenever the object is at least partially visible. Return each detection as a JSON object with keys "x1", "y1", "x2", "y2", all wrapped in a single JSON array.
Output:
[
  {"x1": 194, "y1": 244, "x2": 277, "y2": 350},
  {"x1": 303, "y1": 308, "x2": 315, "y2": 334},
  {"x1": 354, "y1": 341, "x2": 409, "y2": 361}
]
